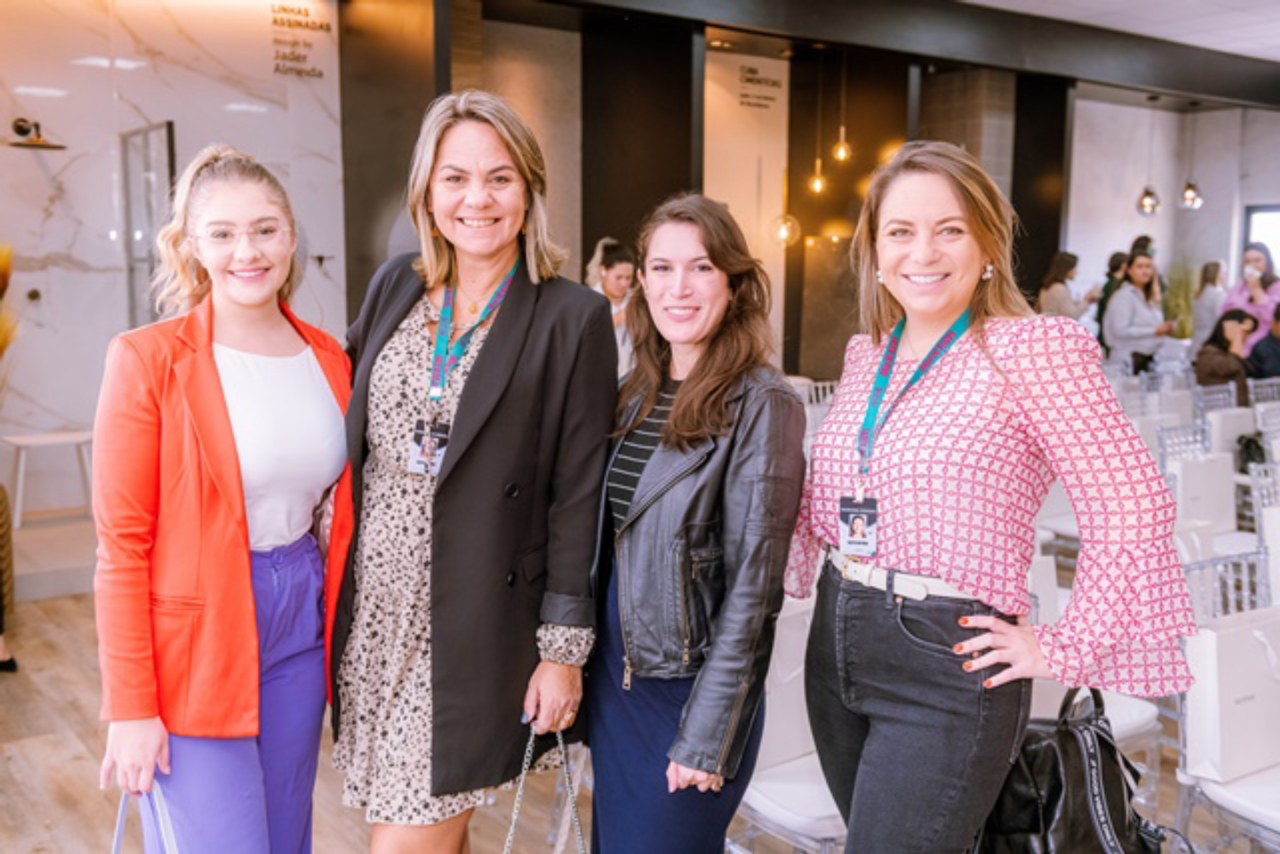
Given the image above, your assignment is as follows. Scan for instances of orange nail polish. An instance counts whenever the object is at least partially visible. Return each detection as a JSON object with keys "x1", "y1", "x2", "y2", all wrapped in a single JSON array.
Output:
[
  {"x1": 983, "y1": 679, "x2": 993, "y2": 689},
  {"x1": 963, "y1": 662, "x2": 973, "y2": 672},
  {"x1": 958, "y1": 617, "x2": 969, "y2": 627},
  {"x1": 953, "y1": 643, "x2": 964, "y2": 653}
]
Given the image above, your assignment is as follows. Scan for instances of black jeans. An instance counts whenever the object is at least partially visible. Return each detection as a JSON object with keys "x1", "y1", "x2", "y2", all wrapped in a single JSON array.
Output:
[{"x1": 806, "y1": 562, "x2": 1031, "y2": 854}]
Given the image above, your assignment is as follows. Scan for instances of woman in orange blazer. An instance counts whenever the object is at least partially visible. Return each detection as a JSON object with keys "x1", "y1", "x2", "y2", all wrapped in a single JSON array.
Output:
[{"x1": 93, "y1": 145, "x2": 353, "y2": 854}]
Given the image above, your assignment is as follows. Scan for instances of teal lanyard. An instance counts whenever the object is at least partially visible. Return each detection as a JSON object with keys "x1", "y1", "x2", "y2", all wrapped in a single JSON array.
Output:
[
  {"x1": 856, "y1": 310, "x2": 970, "y2": 474},
  {"x1": 429, "y1": 259, "x2": 519, "y2": 401}
]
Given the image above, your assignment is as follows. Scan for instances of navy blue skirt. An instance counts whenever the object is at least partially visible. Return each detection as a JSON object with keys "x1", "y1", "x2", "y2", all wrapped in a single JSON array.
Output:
[{"x1": 586, "y1": 560, "x2": 764, "y2": 854}]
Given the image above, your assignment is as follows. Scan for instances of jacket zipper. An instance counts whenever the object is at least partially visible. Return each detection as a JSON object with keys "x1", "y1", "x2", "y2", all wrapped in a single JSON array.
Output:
[
  {"x1": 715, "y1": 679, "x2": 751, "y2": 776},
  {"x1": 680, "y1": 559, "x2": 701, "y2": 667},
  {"x1": 616, "y1": 534, "x2": 634, "y2": 691}
]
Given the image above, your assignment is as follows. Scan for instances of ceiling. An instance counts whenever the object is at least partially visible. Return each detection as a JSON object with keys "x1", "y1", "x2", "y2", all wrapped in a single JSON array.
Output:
[{"x1": 960, "y1": 0, "x2": 1280, "y2": 63}]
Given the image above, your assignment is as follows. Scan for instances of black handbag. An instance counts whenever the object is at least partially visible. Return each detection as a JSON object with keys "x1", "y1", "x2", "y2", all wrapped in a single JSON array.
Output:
[
  {"x1": 973, "y1": 688, "x2": 1191, "y2": 853},
  {"x1": 1237, "y1": 432, "x2": 1267, "y2": 475}
]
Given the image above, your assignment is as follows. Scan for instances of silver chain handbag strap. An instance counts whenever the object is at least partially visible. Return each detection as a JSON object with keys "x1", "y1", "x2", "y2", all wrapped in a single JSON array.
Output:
[{"x1": 503, "y1": 726, "x2": 587, "y2": 854}]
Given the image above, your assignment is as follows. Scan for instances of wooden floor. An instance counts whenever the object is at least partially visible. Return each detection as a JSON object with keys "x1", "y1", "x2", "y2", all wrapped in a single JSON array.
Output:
[{"x1": 0, "y1": 595, "x2": 1253, "y2": 852}]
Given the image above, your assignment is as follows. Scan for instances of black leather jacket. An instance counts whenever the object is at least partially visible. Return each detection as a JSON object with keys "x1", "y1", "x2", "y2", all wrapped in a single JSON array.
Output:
[{"x1": 593, "y1": 366, "x2": 806, "y2": 778}]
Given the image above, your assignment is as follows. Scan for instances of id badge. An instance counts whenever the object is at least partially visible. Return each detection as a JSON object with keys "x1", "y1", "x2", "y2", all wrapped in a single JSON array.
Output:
[
  {"x1": 839, "y1": 496, "x2": 878, "y2": 561},
  {"x1": 407, "y1": 419, "x2": 431, "y2": 475},
  {"x1": 406, "y1": 419, "x2": 451, "y2": 477},
  {"x1": 427, "y1": 422, "x2": 450, "y2": 478}
]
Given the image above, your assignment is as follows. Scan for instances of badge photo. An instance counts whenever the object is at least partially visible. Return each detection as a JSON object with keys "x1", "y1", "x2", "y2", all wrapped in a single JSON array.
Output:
[{"x1": 839, "y1": 496, "x2": 878, "y2": 561}]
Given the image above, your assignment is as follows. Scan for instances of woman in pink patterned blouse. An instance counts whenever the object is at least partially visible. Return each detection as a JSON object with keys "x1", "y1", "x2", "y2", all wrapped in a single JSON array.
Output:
[{"x1": 787, "y1": 141, "x2": 1195, "y2": 854}]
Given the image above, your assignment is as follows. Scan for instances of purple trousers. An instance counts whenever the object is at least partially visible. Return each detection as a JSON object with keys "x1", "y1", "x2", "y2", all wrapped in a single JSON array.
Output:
[{"x1": 140, "y1": 534, "x2": 326, "y2": 854}]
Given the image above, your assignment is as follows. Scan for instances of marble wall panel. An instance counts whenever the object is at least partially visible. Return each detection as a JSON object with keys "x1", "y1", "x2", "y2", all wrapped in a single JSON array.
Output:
[{"x1": 1, "y1": 0, "x2": 345, "y2": 513}]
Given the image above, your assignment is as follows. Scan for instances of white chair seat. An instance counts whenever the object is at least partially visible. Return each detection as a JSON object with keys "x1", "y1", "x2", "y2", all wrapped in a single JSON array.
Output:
[
  {"x1": 1201, "y1": 762, "x2": 1280, "y2": 831},
  {"x1": 739, "y1": 753, "x2": 846, "y2": 841},
  {"x1": 1213, "y1": 530, "x2": 1259, "y2": 556},
  {"x1": 1104, "y1": 693, "x2": 1161, "y2": 741},
  {"x1": 1029, "y1": 684, "x2": 1159, "y2": 743}
]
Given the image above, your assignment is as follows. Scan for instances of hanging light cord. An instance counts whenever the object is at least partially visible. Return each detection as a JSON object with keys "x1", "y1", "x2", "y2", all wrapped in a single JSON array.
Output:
[
  {"x1": 840, "y1": 50, "x2": 847, "y2": 128},
  {"x1": 1187, "y1": 111, "x2": 1197, "y2": 183},
  {"x1": 1146, "y1": 107, "x2": 1155, "y2": 187},
  {"x1": 815, "y1": 57, "x2": 824, "y2": 160}
]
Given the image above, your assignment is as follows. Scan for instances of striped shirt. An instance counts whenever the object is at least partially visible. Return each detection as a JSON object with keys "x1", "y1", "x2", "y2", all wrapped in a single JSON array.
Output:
[{"x1": 607, "y1": 383, "x2": 680, "y2": 531}]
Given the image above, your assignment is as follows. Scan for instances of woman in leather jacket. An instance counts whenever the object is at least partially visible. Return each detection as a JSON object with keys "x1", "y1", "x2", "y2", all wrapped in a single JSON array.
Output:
[{"x1": 584, "y1": 193, "x2": 806, "y2": 854}]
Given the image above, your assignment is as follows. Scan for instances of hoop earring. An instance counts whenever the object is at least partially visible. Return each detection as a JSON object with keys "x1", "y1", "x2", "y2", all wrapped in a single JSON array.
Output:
[{"x1": 982, "y1": 262, "x2": 994, "y2": 281}]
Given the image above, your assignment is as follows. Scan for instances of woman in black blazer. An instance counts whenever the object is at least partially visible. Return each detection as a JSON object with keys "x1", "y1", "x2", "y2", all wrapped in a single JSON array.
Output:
[{"x1": 329, "y1": 90, "x2": 617, "y2": 852}]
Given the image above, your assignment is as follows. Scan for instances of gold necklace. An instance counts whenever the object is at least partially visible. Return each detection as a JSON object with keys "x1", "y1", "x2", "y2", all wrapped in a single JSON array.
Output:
[{"x1": 456, "y1": 279, "x2": 499, "y2": 316}]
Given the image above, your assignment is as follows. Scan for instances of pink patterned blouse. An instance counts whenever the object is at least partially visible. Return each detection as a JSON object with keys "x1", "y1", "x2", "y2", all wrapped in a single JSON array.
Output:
[{"x1": 786, "y1": 315, "x2": 1196, "y2": 697}]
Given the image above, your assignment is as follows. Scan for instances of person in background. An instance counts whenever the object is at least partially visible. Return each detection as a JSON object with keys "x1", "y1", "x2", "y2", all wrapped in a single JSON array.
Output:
[
  {"x1": 788, "y1": 141, "x2": 1195, "y2": 854},
  {"x1": 586, "y1": 193, "x2": 805, "y2": 853},
  {"x1": 587, "y1": 237, "x2": 638, "y2": 376},
  {"x1": 1196, "y1": 309, "x2": 1257, "y2": 406},
  {"x1": 1037, "y1": 251, "x2": 1099, "y2": 319},
  {"x1": 1247, "y1": 303, "x2": 1280, "y2": 380},
  {"x1": 0, "y1": 243, "x2": 14, "y2": 673},
  {"x1": 1094, "y1": 251, "x2": 1129, "y2": 354},
  {"x1": 1191, "y1": 260, "x2": 1227, "y2": 353},
  {"x1": 1102, "y1": 250, "x2": 1173, "y2": 373},
  {"x1": 1129, "y1": 234, "x2": 1170, "y2": 312},
  {"x1": 1221, "y1": 241, "x2": 1280, "y2": 352},
  {"x1": 94, "y1": 145, "x2": 353, "y2": 852}
]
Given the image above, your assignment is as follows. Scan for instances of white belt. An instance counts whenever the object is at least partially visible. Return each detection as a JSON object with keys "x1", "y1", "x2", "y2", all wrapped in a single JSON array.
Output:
[{"x1": 828, "y1": 553, "x2": 975, "y2": 601}]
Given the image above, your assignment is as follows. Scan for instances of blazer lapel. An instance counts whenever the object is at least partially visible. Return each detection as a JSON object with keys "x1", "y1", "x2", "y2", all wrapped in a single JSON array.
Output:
[
  {"x1": 436, "y1": 261, "x2": 537, "y2": 486},
  {"x1": 172, "y1": 299, "x2": 246, "y2": 528}
]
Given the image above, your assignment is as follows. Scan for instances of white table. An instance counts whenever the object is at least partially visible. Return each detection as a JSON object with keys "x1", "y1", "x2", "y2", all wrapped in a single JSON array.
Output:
[{"x1": 0, "y1": 431, "x2": 92, "y2": 529}]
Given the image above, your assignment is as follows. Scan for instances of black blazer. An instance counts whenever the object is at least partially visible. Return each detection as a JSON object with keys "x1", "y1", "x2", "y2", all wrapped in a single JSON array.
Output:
[{"x1": 330, "y1": 253, "x2": 617, "y2": 795}]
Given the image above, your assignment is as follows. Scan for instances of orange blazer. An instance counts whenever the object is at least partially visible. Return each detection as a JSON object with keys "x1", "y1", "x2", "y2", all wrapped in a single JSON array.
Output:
[{"x1": 93, "y1": 297, "x2": 354, "y2": 736}]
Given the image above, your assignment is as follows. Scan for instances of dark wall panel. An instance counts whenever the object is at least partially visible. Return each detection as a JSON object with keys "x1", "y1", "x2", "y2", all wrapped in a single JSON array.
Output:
[
  {"x1": 338, "y1": 0, "x2": 449, "y2": 321},
  {"x1": 1010, "y1": 74, "x2": 1072, "y2": 300},
  {"x1": 581, "y1": 14, "x2": 701, "y2": 261},
  {"x1": 784, "y1": 48, "x2": 909, "y2": 377}
]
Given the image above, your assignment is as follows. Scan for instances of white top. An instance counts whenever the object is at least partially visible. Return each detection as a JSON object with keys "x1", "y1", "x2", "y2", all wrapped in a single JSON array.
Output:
[
  {"x1": 1103, "y1": 283, "x2": 1165, "y2": 364},
  {"x1": 1191, "y1": 285, "x2": 1226, "y2": 353},
  {"x1": 214, "y1": 344, "x2": 347, "y2": 550}
]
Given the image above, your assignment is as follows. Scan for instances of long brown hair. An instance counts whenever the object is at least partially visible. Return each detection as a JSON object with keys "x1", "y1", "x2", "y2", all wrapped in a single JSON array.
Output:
[
  {"x1": 1040, "y1": 251, "x2": 1078, "y2": 292},
  {"x1": 1198, "y1": 260, "x2": 1224, "y2": 297},
  {"x1": 853, "y1": 141, "x2": 1031, "y2": 346},
  {"x1": 619, "y1": 194, "x2": 772, "y2": 448},
  {"x1": 152, "y1": 144, "x2": 301, "y2": 316}
]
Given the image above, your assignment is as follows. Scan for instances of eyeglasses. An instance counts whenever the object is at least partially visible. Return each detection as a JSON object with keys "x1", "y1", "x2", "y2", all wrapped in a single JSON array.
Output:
[{"x1": 192, "y1": 224, "x2": 291, "y2": 249}]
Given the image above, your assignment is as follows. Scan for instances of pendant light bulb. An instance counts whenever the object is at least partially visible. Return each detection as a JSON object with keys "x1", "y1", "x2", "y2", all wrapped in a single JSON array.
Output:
[
  {"x1": 769, "y1": 214, "x2": 802, "y2": 247},
  {"x1": 1180, "y1": 180, "x2": 1204, "y2": 211},
  {"x1": 809, "y1": 158, "x2": 826, "y2": 194},
  {"x1": 832, "y1": 126, "x2": 852, "y2": 162},
  {"x1": 1137, "y1": 186, "x2": 1160, "y2": 217}
]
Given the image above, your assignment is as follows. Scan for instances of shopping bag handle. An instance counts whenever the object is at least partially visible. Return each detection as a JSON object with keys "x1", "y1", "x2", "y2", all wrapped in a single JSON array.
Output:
[
  {"x1": 1253, "y1": 629, "x2": 1280, "y2": 682},
  {"x1": 111, "y1": 783, "x2": 180, "y2": 853}
]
